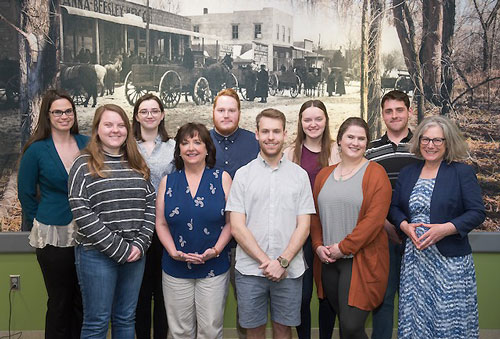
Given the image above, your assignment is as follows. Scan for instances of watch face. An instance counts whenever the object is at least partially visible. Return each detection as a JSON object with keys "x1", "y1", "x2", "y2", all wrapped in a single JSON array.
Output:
[{"x1": 279, "y1": 257, "x2": 289, "y2": 268}]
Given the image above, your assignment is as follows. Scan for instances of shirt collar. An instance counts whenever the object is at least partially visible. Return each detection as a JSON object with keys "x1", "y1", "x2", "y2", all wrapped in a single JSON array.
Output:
[
  {"x1": 257, "y1": 152, "x2": 286, "y2": 169},
  {"x1": 381, "y1": 129, "x2": 413, "y2": 145},
  {"x1": 212, "y1": 127, "x2": 241, "y2": 142}
]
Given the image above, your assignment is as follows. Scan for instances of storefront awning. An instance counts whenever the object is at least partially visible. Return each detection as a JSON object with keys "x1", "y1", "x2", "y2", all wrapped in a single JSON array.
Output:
[
  {"x1": 61, "y1": 5, "x2": 144, "y2": 29},
  {"x1": 61, "y1": 5, "x2": 220, "y2": 41}
]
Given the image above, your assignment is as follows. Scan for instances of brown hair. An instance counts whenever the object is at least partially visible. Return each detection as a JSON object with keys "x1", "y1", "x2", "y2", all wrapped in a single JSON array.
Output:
[
  {"x1": 173, "y1": 123, "x2": 216, "y2": 170},
  {"x1": 381, "y1": 90, "x2": 410, "y2": 109},
  {"x1": 256, "y1": 108, "x2": 286, "y2": 130},
  {"x1": 213, "y1": 88, "x2": 241, "y2": 112},
  {"x1": 132, "y1": 93, "x2": 170, "y2": 142},
  {"x1": 84, "y1": 104, "x2": 150, "y2": 179},
  {"x1": 409, "y1": 115, "x2": 468, "y2": 163},
  {"x1": 337, "y1": 117, "x2": 370, "y2": 146},
  {"x1": 22, "y1": 89, "x2": 79, "y2": 154},
  {"x1": 291, "y1": 100, "x2": 333, "y2": 168}
]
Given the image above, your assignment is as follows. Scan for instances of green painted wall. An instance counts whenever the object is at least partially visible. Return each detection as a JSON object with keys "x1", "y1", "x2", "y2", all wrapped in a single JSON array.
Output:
[{"x1": 1, "y1": 253, "x2": 499, "y2": 330}]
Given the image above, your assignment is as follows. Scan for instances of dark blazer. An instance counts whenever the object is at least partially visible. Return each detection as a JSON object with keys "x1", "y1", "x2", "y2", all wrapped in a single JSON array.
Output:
[
  {"x1": 18, "y1": 134, "x2": 89, "y2": 230},
  {"x1": 389, "y1": 160, "x2": 485, "y2": 257}
]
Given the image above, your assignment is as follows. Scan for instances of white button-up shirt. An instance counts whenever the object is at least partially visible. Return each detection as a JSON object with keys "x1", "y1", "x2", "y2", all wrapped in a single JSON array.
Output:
[{"x1": 226, "y1": 154, "x2": 315, "y2": 278}]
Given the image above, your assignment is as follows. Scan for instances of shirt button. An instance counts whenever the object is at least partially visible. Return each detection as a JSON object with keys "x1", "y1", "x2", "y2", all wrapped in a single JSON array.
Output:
[
  {"x1": 225, "y1": 147, "x2": 228, "y2": 150},
  {"x1": 225, "y1": 137, "x2": 228, "y2": 140},
  {"x1": 225, "y1": 161, "x2": 228, "y2": 165}
]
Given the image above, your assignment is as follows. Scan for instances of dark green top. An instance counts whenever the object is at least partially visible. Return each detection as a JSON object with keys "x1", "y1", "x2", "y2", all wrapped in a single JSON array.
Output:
[{"x1": 18, "y1": 134, "x2": 89, "y2": 230}]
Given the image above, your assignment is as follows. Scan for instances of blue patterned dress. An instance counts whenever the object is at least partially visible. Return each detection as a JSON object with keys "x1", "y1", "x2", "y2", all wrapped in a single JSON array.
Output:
[
  {"x1": 398, "y1": 178, "x2": 479, "y2": 339},
  {"x1": 162, "y1": 167, "x2": 230, "y2": 279}
]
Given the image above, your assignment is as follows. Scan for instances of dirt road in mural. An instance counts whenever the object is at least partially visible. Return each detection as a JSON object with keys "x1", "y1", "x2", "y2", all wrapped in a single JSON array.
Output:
[{"x1": 0, "y1": 82, "x2": 362, "y2": 231}]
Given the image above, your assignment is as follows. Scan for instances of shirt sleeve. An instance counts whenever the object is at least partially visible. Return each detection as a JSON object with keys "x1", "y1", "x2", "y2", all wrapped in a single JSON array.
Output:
[
  {"x1": 68, "y1": 160, "x2": 131, "y2": 264},
  {"x1": 225, "y1": 168, "x2": 246, "y2": 214},
  {"x1": 17, "y1": 146, "x2": 39, "y2": 229},
  {"x1": 296, "y1": 171, "x2": 316, "y2": 215},
  {"x1": 132, "y1": 179, "x2": 156, "y2": 255}
]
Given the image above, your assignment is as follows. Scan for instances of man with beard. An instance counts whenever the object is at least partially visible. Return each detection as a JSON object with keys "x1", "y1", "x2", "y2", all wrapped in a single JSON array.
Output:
[
  {"x1": 366, "y1": 90, "x2": 419, "y2": 339},
  {"x1": 210, "y1": 88, "x2": 259, "y2": 338},
  {"x1": 227, "y1": 109, "x2": 315, "y2": 339}
]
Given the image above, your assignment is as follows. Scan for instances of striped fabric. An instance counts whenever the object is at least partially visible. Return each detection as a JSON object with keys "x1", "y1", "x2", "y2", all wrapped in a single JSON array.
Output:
[
  {"x1": 398, "y1": 178, "x2": 479, "y2": 339},
  {"x1": 68, "y1": 153, "x2": 156, "y2": 264}
]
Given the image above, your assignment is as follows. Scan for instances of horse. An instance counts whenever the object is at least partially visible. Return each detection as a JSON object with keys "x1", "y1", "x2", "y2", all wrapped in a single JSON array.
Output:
[
  {"x1": 202, "y1": 62, "x2": 236, "y2": 99},
  {"x1": 94, "y1": 64, "x2": 106, "y2": 96},
  {"x1": 60, "y1": 64, "x2": 98, "y2": 107},
  {"x1": 103, "y1": 56, "x2": 122, "y2": 95}
]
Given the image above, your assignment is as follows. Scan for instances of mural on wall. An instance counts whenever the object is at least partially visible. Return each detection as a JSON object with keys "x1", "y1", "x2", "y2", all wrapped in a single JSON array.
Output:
[{"x1": 0, "y1": 0, "x2": 498, "y2": 231}]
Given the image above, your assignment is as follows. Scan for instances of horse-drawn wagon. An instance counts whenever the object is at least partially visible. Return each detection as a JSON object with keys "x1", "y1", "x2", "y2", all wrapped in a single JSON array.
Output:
[
  {"x1": 268, "y1": 70, "x2": 301, "y2": 98},
  {"x1": 124, "y1": 62, "x2": 237, "y2": 108}
]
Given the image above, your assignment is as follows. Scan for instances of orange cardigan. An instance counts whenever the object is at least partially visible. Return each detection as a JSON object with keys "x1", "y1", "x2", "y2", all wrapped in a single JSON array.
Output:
[{"x1": 310, "y1": 161, "x2": 392, "y2": 311}]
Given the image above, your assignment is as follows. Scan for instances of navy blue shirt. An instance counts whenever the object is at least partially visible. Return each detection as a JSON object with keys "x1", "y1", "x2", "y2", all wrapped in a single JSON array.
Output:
[{"x1": 210, "y1": 128, "x2": 260, "y2": 179}]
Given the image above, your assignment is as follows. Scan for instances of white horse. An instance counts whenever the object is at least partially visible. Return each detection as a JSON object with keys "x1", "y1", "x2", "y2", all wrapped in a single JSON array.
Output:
[
  {"x1": 94, "y1": 64, "x2": 107, "y2": 96},
  {"x1": 104, "y1": 56, "x2": 123, "y2": 95}
]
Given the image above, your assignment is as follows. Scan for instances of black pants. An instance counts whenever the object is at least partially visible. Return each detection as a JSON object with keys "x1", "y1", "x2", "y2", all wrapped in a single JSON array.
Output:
[
  {"x1": 36, "y1": 245, "x2": 82, "y2": 339},
  {"x1": 322, "y1": 259, "x2": 369, "y2": 339},
  {"x1": 135, "y1": 234, "x2": 168, "y2": 339}
]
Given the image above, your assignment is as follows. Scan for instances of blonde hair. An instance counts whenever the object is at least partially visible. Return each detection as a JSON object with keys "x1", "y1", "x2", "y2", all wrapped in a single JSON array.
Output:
[
  {"x1": 85, "y1": 104, "x2": 150, "y2": 179},
  {"x1": 409, "y1": 115, "x2": 468, "y2": 163}
]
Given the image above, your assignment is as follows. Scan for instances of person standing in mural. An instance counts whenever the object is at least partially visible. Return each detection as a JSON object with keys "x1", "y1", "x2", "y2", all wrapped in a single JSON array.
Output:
[
  {"x1": 366, "y1": 90, "x2": 420, "y2": 339},
  {"x1": 284, "y1": 100, "x2": 340, "y2": 339},
  {"x1": 336, "y1": 71, "x2": 346, "y2": 96},
  {"x1": 210, "y1": 88, "x2": 260, "y2": 338},
  {"x1": 183, "y1": 47, "x2": 194, "y2": 70},
  {"x1": 133, "y1": 94, "x2": 175, "y2": 339},
  {"x1": 326, "y1": 70, "x2": 336, "y2": 97},
  {"x1": 389, "y1": 116, "x2": 485, "y2": 339},
  {"x1": 69, "y1": 104, "x2": 155, "y2": 339},
  {"x1": 18, "y1": 89, "x2": 88, "y2": 339},
  {"x1": 244, "y1": 64, "x2": 256, "y2": 101},
  {"x1": 256, "y1": 64, "x2": 269, "y2": 103}
]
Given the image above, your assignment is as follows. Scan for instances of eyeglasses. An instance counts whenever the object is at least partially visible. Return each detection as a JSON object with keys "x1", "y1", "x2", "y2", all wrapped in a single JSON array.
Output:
[
  {"x1": 138, "y1": 109, "x2": 162, "y2": 117},
  {"x1": 50, "y1": 108, "x2": 74, "y2": 117},
  {"x1": 420, "y1": 137, "x2": 445, "y2": 146}
]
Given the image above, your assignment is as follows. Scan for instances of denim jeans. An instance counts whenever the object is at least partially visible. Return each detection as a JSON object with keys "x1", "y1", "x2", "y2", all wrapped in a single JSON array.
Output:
[
  {"x1": 75, "y1": 245, "x2": 146, "y2": 339},
  {"x1": 371, "y1": 240, "x2": 403, "y2": 339}
]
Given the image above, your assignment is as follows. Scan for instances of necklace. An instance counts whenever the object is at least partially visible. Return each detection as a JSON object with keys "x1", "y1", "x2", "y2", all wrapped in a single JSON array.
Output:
[{"x1": 337, "y1": 163, "x2": 356, "y2": 181}]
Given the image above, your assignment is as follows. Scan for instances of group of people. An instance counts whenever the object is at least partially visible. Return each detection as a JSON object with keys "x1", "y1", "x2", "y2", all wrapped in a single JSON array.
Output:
[{"x1": 18, "y1": 87, "x2": 485, "y2": 339}]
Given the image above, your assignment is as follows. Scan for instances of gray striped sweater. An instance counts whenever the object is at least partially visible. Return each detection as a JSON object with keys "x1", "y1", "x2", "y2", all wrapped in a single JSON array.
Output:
[{"x1": 68, "y1": 153, "x2": 156, "y2": 264}]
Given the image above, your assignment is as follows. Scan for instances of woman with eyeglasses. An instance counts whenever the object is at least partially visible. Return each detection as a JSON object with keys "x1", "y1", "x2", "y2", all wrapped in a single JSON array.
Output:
[
  {"x1": 18, "y1": 89, "x2": 88, "y2": 338},
  {"x1": 132, "y1": 94, "x2": 175, "y2": 339},
  {"x1": 389, "y1": 116, "x2": 485, "y2": 338}
]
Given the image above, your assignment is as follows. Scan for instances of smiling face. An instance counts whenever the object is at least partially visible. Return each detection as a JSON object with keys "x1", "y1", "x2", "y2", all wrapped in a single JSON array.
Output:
[
  {"x1": 382, "y1": 99, "x2": 411, "y2": 135},
  {"x1": 98, "y1": 110, "x2": 128, "y2": 154},
  {"x1": 49, "y1": 98, "x2": 75, "y2": 133},
  {"x1": 420, "y1": 125, "x2": 446, "y2": 165},
  {"x1": 213, "y1": 95, "x2": 240, "y2": 136},
  {"x1": 301, "y1": 106, "x2": 327, "y2": 141},
  {"x1": 256, "y1": 117, "x2": 286, "y2": 159},
  {"x1": 135, "y1": 99, "x2": 164, "y2": 131},
  {"x1": 338, "y1": 125, "x2": 368, "y2": 161},
  {"x1": 179, "y1": 132, "x2": 207, "y2": 166}
]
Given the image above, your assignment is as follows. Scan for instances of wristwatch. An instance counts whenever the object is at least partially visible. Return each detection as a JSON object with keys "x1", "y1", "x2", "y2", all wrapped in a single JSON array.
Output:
[{"x1": 277, "y1": 256, "x2": 289, "y2": 269}]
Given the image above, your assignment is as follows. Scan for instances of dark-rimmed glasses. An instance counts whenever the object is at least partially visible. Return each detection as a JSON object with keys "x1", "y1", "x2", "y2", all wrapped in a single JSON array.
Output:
[
  {"x1": 138, "y1": 109, "x2": 162, "y2": 117},
  {"x1": 420, "y1": 137, "x2": 445, "y2": 146},
  {"x1": 50, "y1": 108, "x2": 74, "y2": 117}
]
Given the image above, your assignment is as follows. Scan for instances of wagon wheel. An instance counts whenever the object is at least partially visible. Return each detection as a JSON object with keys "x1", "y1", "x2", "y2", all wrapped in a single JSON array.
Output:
[
  {"x1": 268, "y1": 73, "x2": 279, "y2": 96},
  {"x1": 289, "y1": 75, "x2": 301, "y2": 98},
  {"x1": 193, "y1": 77, "x2": 212, "y2": 105},
  {"x1": 159, "y1": 70, "x2": 182, "y2": 109},
  {"x1": 124, "y1": 71, "x2": 148, "y2": 106}
]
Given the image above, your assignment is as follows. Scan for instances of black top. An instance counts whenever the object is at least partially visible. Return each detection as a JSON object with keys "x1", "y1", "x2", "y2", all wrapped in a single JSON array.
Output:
[{"x1": 365, "y1": 129, "x2": 420, "y2": 190}]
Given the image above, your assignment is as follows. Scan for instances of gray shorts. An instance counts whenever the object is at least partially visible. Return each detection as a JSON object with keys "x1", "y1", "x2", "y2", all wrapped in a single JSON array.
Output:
[{"x1": 235, "y1": 270, "x2": 303, "y2": 328}]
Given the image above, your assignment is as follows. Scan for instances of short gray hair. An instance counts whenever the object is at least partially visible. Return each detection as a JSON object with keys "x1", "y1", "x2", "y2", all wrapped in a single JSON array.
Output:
[{"x1": 410, "y1": 115, "x2": 468, "y2": 163}]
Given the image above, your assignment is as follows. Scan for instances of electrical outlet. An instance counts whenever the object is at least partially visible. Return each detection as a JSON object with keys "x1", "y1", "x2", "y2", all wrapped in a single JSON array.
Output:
[{"x1": 9, "y1": 275, "x2": 20, "y2": 291}]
